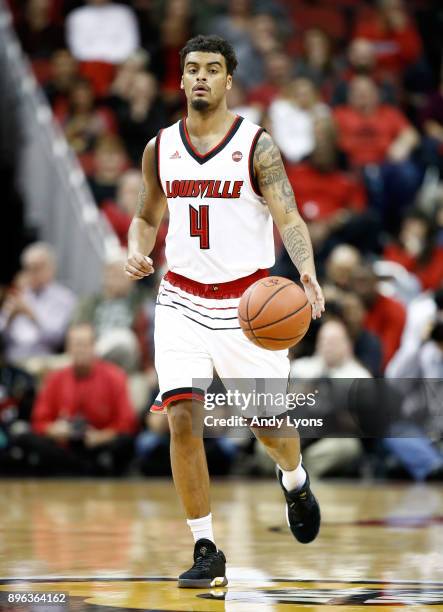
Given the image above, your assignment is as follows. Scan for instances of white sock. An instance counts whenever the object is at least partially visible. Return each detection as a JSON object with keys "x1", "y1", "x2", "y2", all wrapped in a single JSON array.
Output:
[
  {"x1": 186, "y1": 513, "x2": 215, "y2": 544},
  {"x1": 278, "y1": 457, "x2": 306, "y2": 492}
]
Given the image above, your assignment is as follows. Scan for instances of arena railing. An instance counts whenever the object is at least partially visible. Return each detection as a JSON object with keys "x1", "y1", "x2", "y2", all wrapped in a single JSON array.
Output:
[{"x1": 0, "y1": 0, "x2": 121, "y2": 294}]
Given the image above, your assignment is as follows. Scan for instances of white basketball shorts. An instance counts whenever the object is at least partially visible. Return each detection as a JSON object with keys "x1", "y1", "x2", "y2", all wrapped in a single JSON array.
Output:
[{"x1": 150, "y1": 270, "x2": 290, "y2": 412}]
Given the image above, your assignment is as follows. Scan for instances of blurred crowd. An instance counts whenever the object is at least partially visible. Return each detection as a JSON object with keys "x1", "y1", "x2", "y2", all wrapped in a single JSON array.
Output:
[{"x1": 1, "y1": 0, "x2": 443, "y2": 480}]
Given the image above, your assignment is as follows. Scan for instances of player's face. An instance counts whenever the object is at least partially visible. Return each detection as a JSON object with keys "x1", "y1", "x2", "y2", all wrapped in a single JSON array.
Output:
[{"x1": 181, "y1": 52, "x2": 232, "y2": 111}]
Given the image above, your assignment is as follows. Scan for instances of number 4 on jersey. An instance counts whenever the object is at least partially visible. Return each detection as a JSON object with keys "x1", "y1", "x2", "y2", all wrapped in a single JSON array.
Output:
[{"x1": 189, "y1": 204, "x2": 210, "y2": 249}]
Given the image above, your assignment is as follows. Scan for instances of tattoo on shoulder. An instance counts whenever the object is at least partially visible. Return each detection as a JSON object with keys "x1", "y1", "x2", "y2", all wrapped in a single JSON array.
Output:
[
  {"x1": 136, "y1": 183, "x2": 147, "y2": 216},
  {"x1": 255, "y1": 133, "x2": 297, "y2": 213}
]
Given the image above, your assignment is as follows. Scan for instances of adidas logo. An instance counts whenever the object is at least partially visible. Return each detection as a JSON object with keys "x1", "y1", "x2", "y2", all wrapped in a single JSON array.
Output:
[{"x1": 170, "y1": 150, "x2": 181, "y2": 159}]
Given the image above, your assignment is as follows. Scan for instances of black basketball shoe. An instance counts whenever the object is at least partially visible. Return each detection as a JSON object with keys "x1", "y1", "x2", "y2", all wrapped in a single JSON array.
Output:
[
  {"x1": 276, "y1": 465, "x2": 321, "y2": 543},
  {"x1": 178, "y1": 538, "x2": 228, "y2": 588}
]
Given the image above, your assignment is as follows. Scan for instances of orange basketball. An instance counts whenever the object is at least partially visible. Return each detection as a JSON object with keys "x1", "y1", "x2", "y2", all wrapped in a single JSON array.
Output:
[{"x1": 238, "y1": 276, "x2": 311, "y2": 351}]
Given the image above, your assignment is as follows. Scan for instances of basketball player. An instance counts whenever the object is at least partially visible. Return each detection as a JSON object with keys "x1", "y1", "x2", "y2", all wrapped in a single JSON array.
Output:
[{"x1": 125, "y1": 35, "x2": 325, "y2": 588}]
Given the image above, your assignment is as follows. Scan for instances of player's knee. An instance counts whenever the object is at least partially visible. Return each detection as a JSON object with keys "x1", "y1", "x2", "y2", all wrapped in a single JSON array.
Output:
[{"x1": 168, "y1": 402, "x2": 194, "y2": 439}]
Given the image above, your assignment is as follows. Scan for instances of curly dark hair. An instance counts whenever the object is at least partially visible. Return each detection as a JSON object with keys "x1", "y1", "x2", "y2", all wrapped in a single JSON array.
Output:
[{"x1": 179, "y1": 35, "x2": 238, "y2": 76}]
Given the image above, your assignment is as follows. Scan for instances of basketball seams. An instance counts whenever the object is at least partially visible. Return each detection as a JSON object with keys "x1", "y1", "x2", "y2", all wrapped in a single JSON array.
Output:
[
  {"x1": 251, "y1": 299, "x2": 310, "y2": 331},
  {"x1": 248, "y1": 281, "x2": 294, "y2": 322}
]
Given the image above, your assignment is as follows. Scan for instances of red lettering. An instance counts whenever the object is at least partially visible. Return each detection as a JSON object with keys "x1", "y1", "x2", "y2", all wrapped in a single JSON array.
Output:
[
  {"x1": 206, "y1": 180, "x2": 215, "y2": 198},
  {"x1": 165, "y1": 179, "x2": 244, "y2": 199},
  {"x1": 221, "y1": 181, "x2": 231, "y2": 198},
  {"x1": 178, "y1": 180, "x2": 190, "y2": 197},
  {"x1": 172, "y1": 180, "x2": 180, "y2": 198},
  {"x1": 232, "y1": 181, "x2": 243, "y2": 198}
]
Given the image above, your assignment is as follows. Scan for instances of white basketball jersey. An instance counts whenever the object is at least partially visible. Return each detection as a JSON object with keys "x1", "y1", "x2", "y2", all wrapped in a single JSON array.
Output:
[{"x1": 156, "y1": 115, "x2": 275, "y2": 283}]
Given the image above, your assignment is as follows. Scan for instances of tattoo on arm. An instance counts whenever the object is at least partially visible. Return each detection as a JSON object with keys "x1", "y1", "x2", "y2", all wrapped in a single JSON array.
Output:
[
  {"x1": 255, "y1": 133, "x2": 297, "y2": 213},
  {"x1": 136, "y1": 182, "x2": 147, "y2": 217},
  {"x1": 281, "y1": 224, "x2": 312, "y2": 272}
]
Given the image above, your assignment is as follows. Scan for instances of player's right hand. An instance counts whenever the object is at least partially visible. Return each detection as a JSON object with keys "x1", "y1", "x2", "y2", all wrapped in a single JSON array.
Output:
[{"x1": 125, "y1": 253, "x2": 155, "y2": 280}]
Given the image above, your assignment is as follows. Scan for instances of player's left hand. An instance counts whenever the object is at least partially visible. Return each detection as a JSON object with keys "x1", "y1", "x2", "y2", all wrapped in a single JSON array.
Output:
[{"x1": 301, "y1": 273, "x2": 325, "y2": 320}]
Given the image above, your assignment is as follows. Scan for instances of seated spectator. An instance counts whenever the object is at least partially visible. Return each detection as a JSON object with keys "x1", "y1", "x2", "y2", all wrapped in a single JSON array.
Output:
[
  {"x1": 19, "y1": 323, "x2": 137, "y2": 476},
  {"x1": 268, "y1": 77, "x2": 329, "y2": 164},
  {"x1": 325, "y1": 244, "x2": 362, "y2": 291},
  {"x1": 386, "y1": 286, "x2": 443, "y2": 377},
  {"x1": 247, "y1": 51, "x2": 295, "y2": 111},
  {"x1": 66, "y1": 0, "x2": 140, "y2": 64},
  {"x1": 246, "y1": 13, "x2": 283, "y2": 84},
  {"x1": 0, "y1": 242, "x2": 76, "y2": 365},
  {"x1": 55, "y1": 78, "x2": 116, "y2": 156},
  {"x1": 72, "y1": 255, "x2": 147, "y2": 372},
  {"x1": 383, "y1": 319, "x2": 443, "y2": 481},
  {"x1": 106, "y1": 50, "x2": 150, "y2": 110},
  {"x1": 43, "y1": 49, "x2": 78, "y2": 110},
  {"x1": 334, "y1": 76, "x2": 420, "y2": 230},
  {"x1": 383, "y1": 210, "x2": 443, "y2": 291},
  {"x1": 114, "y1": 72, "x2": 168, "y2": 165},
  {"x1": 352, "y1": 0, "x2": 422, "y2": 77},
  {"x1": 294, "y1": 28, "x2": 337, "y2": 101},
  {"x1": 101, "y1": 170, "x2": 142, "y2": 246},
  {"x1": 291, "y1": 319, "x2": 371, "y2": 379},
  {"x1": 332, "y1": 38, "x2": 397, "y2": 106},
  {"x1": 288, "y1": 119, "x2": 381, "y2": 263},
  {"x1": 351, "y1": 263, "x2": 406, "y2": 369},
  {"x1": 15, "y1": 0, "x2": 64, "y2": 59},
  {"x1": 340, "y1": 292, "x2": 384, "y2": 377},
  {"x1": 290, "y1": 320, "x2": 369, "y2": 478},
  {"x1": 87, "y1": 135, "x2": 128, "y2": 205}
]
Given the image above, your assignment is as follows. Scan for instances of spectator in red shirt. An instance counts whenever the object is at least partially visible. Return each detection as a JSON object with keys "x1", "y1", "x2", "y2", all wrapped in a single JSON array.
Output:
[
  {"x1": 383, "y1": 210, "x2": 443, "y2": 291},
  {"x1": 353, "y1": 0, "x2": 422, "y2": 77},
  {"x1": 21, "y1": 323, "x2": 137, "y2": 476},
  {"x1": 351, "y1": 264, "x2": 406, "y2": 369},
  {"x1": 334, "y1": 76, "x2": 421, "y2": 231},
  {"x1": 288, "y1": 118, "x2": 381, "y2": 261}
]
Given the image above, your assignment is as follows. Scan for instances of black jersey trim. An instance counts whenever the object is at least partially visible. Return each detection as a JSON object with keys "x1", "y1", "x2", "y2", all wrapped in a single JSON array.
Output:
[
  {"x1": 249, "y1": 127, "x2": 265, "y2": 197},
  {"x1": 179, "y1": 115, "x2": 244, "y2": 165}
]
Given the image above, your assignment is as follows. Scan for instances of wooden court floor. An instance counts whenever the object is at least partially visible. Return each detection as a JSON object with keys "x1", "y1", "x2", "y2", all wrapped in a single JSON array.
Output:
[{"x1": 0, "y1": 479, "x2": 442, "y2": 611}]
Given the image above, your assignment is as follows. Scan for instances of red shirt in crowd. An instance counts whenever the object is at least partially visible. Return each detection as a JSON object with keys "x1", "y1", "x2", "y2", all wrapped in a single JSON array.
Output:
[
  {"x1": 288, "y1": 162, "x2": 366, "y2": 221},
  {"x1": 353, "y1": 15, "x2": 422, "y2": 75},
  {"x1": 383, "y1": 244, "x2": 443, "y2": 291},
  {"x1": 333, "y1": 104, "x2": 410, "y2": 167},
  {"x1": 32, "y1": 359, "x2": 137, "y2": 434},
  {"x1": 364, "y1": 294, "x2": 406, "y2": 369},
  {"x1": 101, "y1": 201, "x2": 131, "y2": 247}
]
